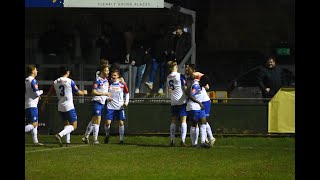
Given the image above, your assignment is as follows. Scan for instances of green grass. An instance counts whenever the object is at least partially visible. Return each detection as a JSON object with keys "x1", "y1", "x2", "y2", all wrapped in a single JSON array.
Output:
[{"x1": 25, "y1": 134, "x2": 295, "y2": 180}]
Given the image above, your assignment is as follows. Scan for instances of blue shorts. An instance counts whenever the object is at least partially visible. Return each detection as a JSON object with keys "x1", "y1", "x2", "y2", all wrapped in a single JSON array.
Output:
[
  {"x1": 25, "y1": 107, "x2": 38, "y2": 123},
  {"x1": 187, "y1": 110, "x2": 206, "y2": 123},
  {"x1": 202, "y1": 100, "x2": 211, "y2": 117},
  {"x1": 91, "y1": 101, "x2": 105, "y2": 116},
  {"x1": 171, "y1": 104, "x2": 187, "y2": 117},
  {"x1": 59, "y1": 109, "x2": 77, "y2": 123},
  {"x1": 106, "y1": 109, "x2": 126, "y2": 121}
]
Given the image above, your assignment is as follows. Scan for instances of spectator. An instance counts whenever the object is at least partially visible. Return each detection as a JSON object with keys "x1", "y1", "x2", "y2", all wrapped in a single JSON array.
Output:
[
  {"x1": 122, "y1": 24, "x2": 135, "y2": 82},
  {"x1": 169, "y1": 24, "x2": 191, "y2": 65},
  {"x1": 130, "y1": 25, "x2": 152, "y2": 93},
  {"x1": 145, "y1": 24, "x2": 171, "y2": 93},
  {"x1": 67, "y1": 25, "x2": 92, "y2": 64},
  {"x1": 123, "y1": 24, "x2": 135, "y2": 64},
  {"x1": 96, "y1": 22, "x2": 112, "y2": 61},
  {"x1": 257, "y1": 56, "x2": 284, "y2": 102},
  {"x1": 95, "y1": 22, "x2": 126, "y2": 66},
  {"x1": 38, "y1": 21, "x2": 67, "y2": 64},
  {"x1": 38, "y1": 21, "x2": 68, "y2": 80}
]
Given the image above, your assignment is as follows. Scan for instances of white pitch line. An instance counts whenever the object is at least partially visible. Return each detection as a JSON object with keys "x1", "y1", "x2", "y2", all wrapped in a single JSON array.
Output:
[{"x1": 25, "y1": 144, "x2": 88, "y2": 153}]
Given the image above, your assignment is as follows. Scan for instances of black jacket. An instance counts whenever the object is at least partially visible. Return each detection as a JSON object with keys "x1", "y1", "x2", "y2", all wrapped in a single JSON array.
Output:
[
  {"x1": 130, "y1": 45, "x2": 152, "y2": 67},
  {"x1": 96, "y1": 31, "x2": 125, "y2": 64},
  {"x1": 170, "y1": 32, "x2": 191, "y2": 64},
  {"x1": 151, "y1": 33, "x2": 171, "y2": 63},
  {"x1": 257, "y1": 65, "x2": 284, "y2": 98}
]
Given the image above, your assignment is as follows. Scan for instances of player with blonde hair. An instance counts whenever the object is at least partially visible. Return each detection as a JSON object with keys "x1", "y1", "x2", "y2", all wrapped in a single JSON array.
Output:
[
  {"x1": 166, "y1": 61, "x2": 188, "y2": 147},
  {"x1": 82, "y1": 63, "x2": 111, "y2": 144},
  {"x1": 25, "y1": 64, "x2": 44, "y2": 146}
]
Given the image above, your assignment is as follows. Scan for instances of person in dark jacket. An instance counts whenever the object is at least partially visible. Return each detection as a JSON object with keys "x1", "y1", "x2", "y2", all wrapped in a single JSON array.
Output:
[
  {"x1": 130, "y1": 25, "x2": 152, "y2": 93},
  {"x1": 145, "y1": 24, "x2": 171, "y2": 93},
  {"x1": 96, "y1": 22, "x2": 126, "y2": 65},
  {"x1": 257, "y1": 56, "x2": 284, "y2": 102},
  {"x1": 169, "y1": 24, "x2": 191, "y2": 65}
]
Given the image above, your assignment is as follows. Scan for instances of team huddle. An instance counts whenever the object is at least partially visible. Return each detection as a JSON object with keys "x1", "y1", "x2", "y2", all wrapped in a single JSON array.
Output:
[
  {"x1": 25, "y1": 60, "x2": 215, "y2": 148},
  {"x1": 167, "y1": 61, "x2": 215, "y2": 148}
]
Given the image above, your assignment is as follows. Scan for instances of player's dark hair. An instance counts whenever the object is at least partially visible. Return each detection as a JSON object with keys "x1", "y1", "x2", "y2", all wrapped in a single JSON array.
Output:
[
  {"x1": 100, "y1": 58, "x2": 109, "y2": 66},
  {"x1": 26, "y1": 64, "x2": 36, "y2": 75},
  {"x1": 111, "y1": 69, "x2": 120, "y2": 74},
  {"x1": 110, "y1": 63, "x2": 120, "y2": 72},
  {"x1": 59, "y1": 66, "x2": 70, "y2": 76},
  {"x1": 100, "y1": 63, "x2": 109, "y2": 72},
  {"x1": 199, "y1": 74, "x2": 210, "y2": 87},
  {"x1": 186, "y1": 63, "x2": 196, "y2": 71}
]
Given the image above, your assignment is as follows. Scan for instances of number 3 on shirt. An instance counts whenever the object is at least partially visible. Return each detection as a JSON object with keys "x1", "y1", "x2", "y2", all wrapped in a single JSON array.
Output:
[{"x1": 59, "y1": 85, "x2": 65, "y2": 96}]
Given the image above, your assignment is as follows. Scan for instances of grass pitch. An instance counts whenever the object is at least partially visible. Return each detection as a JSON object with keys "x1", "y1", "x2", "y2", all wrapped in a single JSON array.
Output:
[{"x1": 25, "y1": 134, "x2": 294, "y2": 179}]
